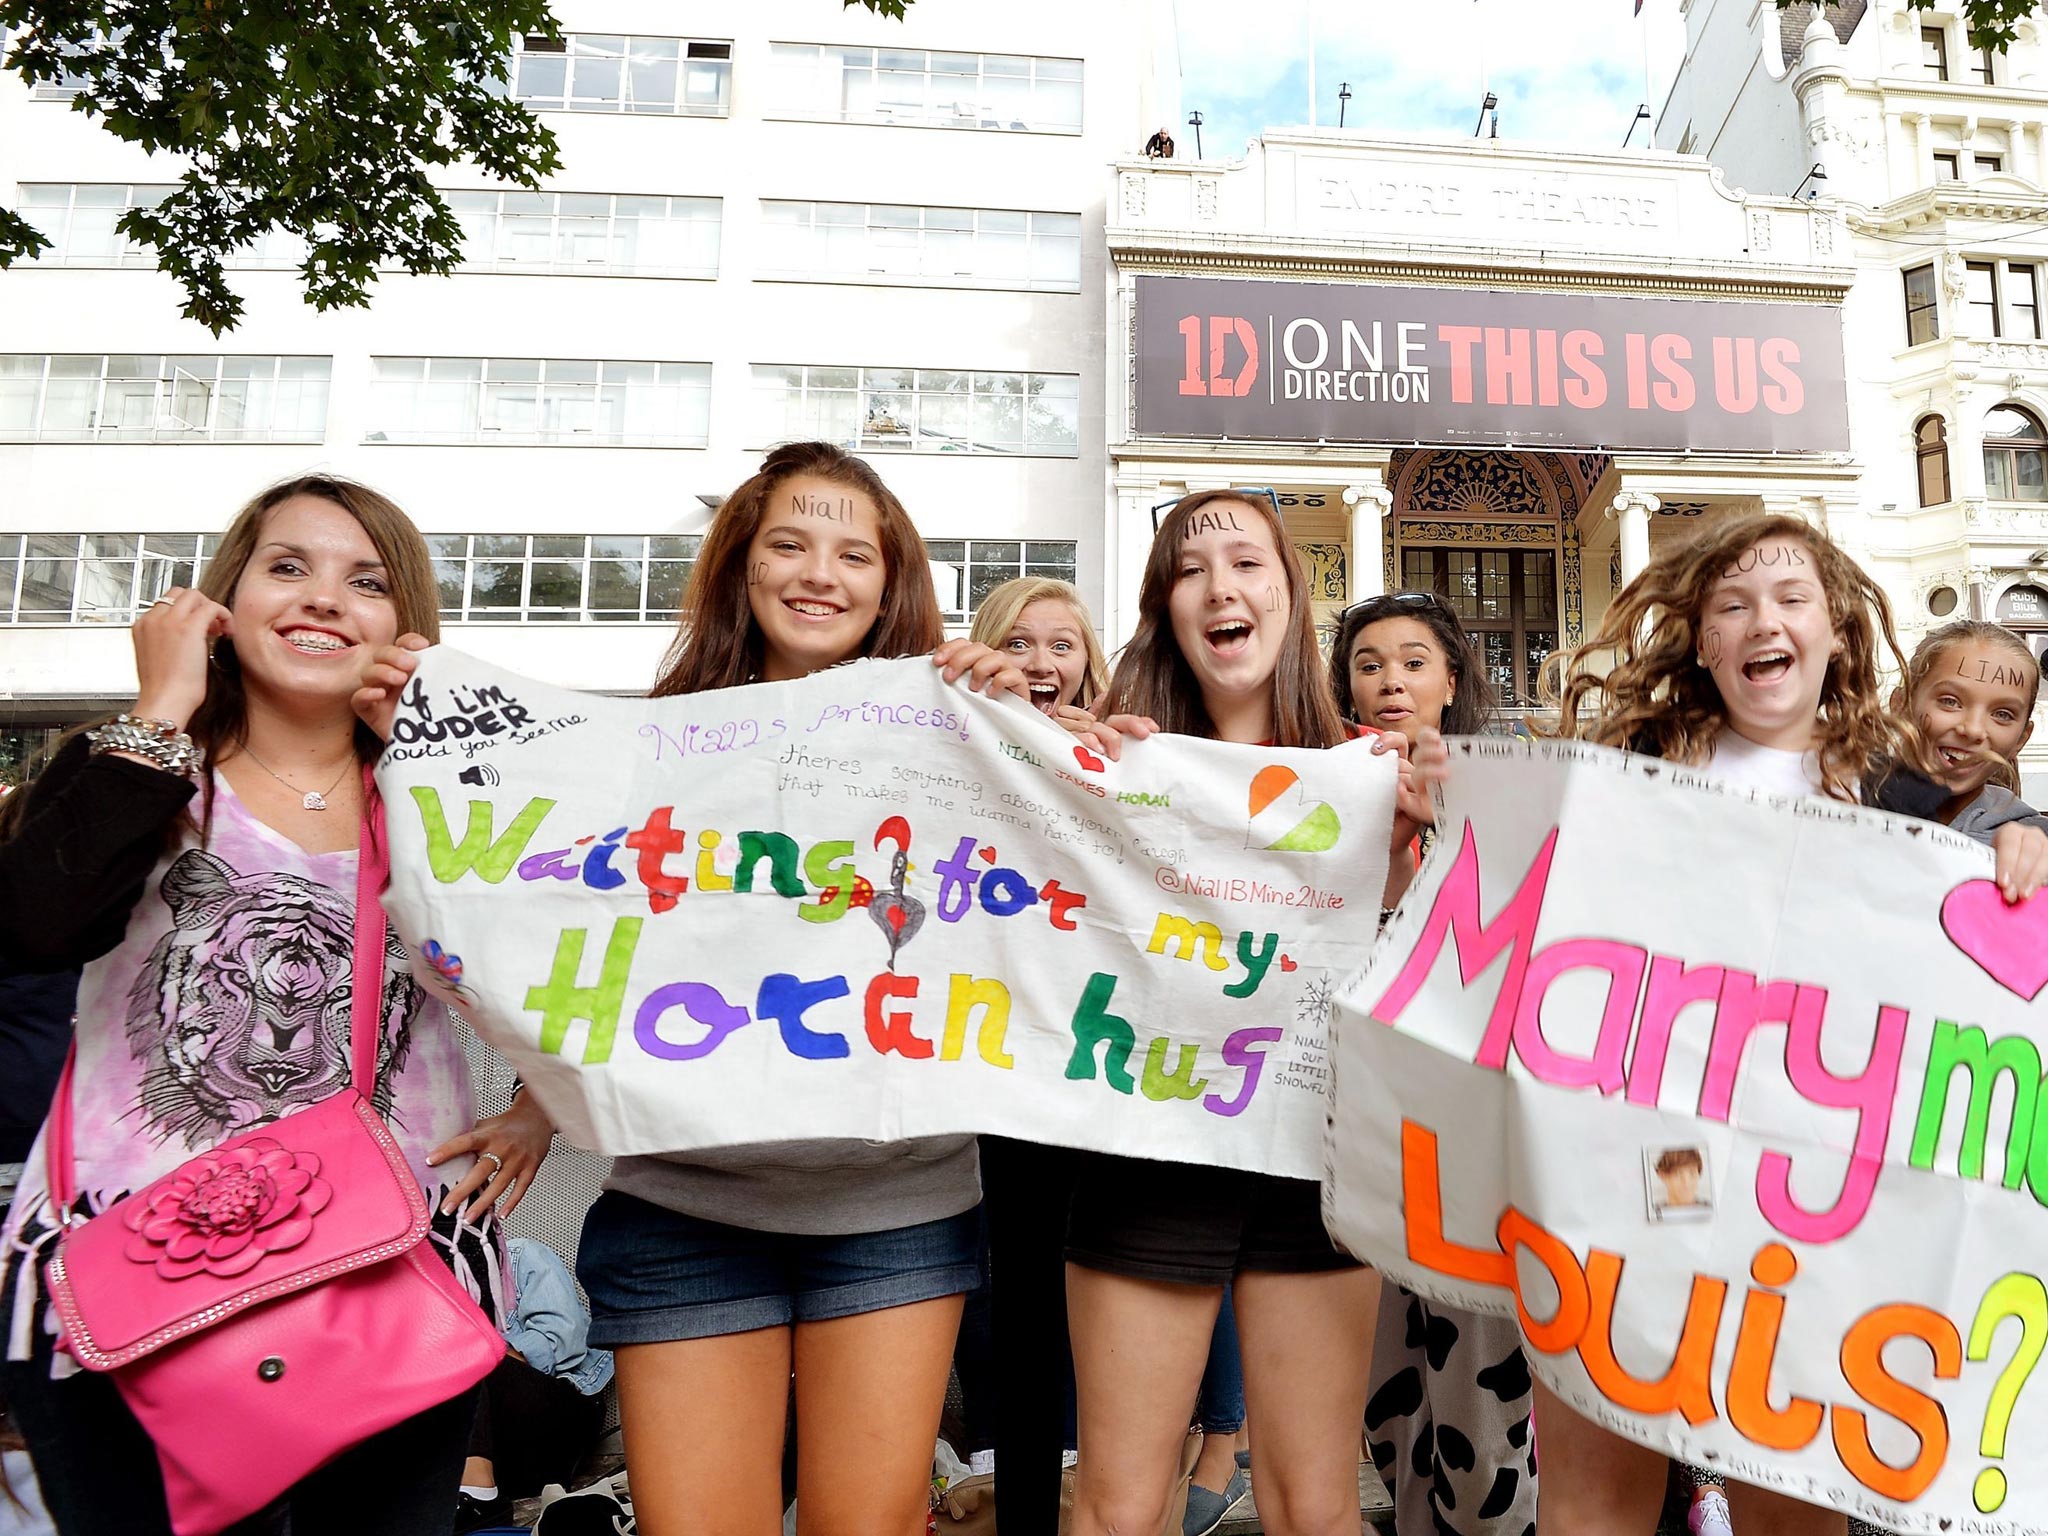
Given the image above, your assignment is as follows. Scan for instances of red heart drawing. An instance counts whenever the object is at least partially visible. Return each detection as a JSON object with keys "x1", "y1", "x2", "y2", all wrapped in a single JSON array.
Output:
[
  {"x1": 886, "y1": 906, "x2": 907, "y2": 934},
  {"x1": 978, "y1": 846, "x2": 997, "y2": 864},
  {"x1": 1279, "y1": 955, "x2": 1297, "y2": 972},
  {"x1": 1073, "y1": 745, "x2": 1106, "y2": 773},
  {"x1": 1940, "y1": 879, "x2": 2048, "y2": 1000}
]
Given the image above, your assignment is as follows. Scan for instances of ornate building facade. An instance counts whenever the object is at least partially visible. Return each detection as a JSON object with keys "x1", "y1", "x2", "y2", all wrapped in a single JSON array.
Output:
[{"x1": 1105, "y1": 131, "x2": 1857, "y2": 716}]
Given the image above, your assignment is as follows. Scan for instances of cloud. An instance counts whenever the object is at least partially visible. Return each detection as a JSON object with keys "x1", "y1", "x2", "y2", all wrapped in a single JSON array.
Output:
[{"x1": 1174, "y1": 0, "x2": 1688, "y2": 161}]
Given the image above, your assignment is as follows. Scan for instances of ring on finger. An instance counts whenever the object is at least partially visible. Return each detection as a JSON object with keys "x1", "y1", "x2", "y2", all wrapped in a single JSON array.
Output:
[{"x1": 478, "y1": 1150, "x2": 504, "y2": 1174}]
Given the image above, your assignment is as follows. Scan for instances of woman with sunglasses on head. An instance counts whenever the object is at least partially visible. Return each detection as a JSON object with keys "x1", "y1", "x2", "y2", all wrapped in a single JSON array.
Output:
[{"x1": 1329, "y1": 593, "x2": 1540, "y2": 1536}]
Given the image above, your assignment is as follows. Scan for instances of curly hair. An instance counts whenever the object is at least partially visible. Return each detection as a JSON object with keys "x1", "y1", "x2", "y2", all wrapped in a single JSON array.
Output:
[{"x1": 1544, "y1": 512, "x2": 1922, "y2": 801}]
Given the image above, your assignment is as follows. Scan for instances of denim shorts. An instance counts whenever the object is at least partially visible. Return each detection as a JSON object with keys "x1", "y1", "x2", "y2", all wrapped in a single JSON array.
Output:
[{"x1": 577, "y1": 1191, "x2": 983, "y2": 1345}]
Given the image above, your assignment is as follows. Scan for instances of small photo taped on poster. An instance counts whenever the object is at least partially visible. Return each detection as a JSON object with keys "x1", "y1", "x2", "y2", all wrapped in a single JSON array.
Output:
[{"x1": 1645, "y1": 1144, "x2": 1712, "y2": 1222}]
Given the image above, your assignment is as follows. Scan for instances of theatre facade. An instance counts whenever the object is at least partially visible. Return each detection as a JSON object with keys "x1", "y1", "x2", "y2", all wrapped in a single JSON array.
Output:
[{"x1": 1104, "y1": 131, "x2": 1858, "y2": 713}]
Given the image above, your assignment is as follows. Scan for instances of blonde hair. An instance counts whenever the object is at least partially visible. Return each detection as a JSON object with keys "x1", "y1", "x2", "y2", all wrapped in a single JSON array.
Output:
[
  {"x1": 968, "y1": 578, "x2": 1109, "y2": 707},
  {"x1": 1905, "y1": 619, "x2": 2042, "y2": 791},
  {"x1": 1545, "y1": 512, "x2": 1922, "y2": 801}
]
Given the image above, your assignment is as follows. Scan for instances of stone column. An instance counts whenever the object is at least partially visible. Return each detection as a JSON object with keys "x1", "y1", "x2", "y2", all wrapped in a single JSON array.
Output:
[
  {"x1": 1343, "y1": 480, "x2": 1393, "y2": 603},
  {"x1": 1107, "y1": 481, "x2": 1167, "y2": 649},
  {"x1": 1913, "y1": 112, "x2": 1934, "y2": 185},
  {"x1": 1610, "y1": 491, "x2": 1658, "y2": 586}
]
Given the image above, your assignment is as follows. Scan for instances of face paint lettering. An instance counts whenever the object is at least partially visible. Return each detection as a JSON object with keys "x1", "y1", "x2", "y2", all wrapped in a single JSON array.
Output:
[
  {"x1": 1266, "y1": 585, "x2": 1281, "y2": 612},
  {"x1": 748, "y1": 561, "x2": 768, "y2": 587},
  {"x1": 1723, "y1": 542, "x2": 1809, "y2": 577},
  {"x1": 1701, "y1": 629, "x2": 1725, "y2": 667},
  {"x1": 1954, "y1": 654, "x2": 2033, "y2": 689},
  {"x1": 791, "y1": 492, "x2": 854, "y2": 523},
  {"x1": 1182, "y1": 509, "x2": 1245, "y2": 540}
]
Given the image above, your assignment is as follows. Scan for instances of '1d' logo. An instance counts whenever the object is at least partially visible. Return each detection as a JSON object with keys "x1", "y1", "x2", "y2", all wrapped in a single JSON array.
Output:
[{"x1": 1177, "y1": 315, "x2": 1260, "y2": 398}]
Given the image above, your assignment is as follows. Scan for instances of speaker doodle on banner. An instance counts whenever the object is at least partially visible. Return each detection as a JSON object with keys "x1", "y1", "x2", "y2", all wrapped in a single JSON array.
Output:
[
  {"x1": 1323, "y1": 737, "x2": 2048, "y2": 1535},
  {"x1": 375, "y1": 648, "x2": 1394, "y2": 1180}
]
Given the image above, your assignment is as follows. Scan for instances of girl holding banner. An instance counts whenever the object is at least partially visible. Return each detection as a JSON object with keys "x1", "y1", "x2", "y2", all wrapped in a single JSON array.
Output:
[
  {"x1": 1330, "y1": 592, "x2": 1539, "y2": 1536},
  {"x1": 1523, "y1": 513, "x2": 2048, "y2": 1534},
  {"x1": 358, "y1": 442, "x2": 1032, "y2": 1536},
  {"x1": 1057, "y1": 490, "x2": 1428, "y2": 1536}
]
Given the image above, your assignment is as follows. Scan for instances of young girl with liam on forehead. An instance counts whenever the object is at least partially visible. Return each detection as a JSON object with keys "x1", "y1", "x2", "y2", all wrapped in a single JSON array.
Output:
[{"x1": 1475, "y1": 511, "x2": 2048, "y2": 1536}]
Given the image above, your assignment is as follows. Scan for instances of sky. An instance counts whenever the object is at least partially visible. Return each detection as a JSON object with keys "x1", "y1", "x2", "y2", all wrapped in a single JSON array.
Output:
[{"x1": 1171, "y1": 0, "x2": 1691, "y2": 161}]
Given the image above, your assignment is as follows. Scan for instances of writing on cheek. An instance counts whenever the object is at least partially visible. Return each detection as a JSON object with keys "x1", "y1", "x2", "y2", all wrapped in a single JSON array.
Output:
[
  {"x1": 1183, "y1": 510, "x2": 1244, "y2": 539},
  {"x1": 792, "y1": 493, "x2": 854, "y2": 523},
  {"x1": 1701, "y1": 630, "x2": 1725, "y2": 667},
  {"x1": 748, "y1": 562, "x2": 768, "y2": 587},
  {"x1": 1266, "y1": 586, "x2": 1281, "y2": 612}
]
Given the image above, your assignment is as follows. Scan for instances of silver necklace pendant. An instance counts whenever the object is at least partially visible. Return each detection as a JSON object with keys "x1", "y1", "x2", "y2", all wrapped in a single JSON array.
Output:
[{"x1": 303, "y1": 791, "x2": 328, "y2": 811}]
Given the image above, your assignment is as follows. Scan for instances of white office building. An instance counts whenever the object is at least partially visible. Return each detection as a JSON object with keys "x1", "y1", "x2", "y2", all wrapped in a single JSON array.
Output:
[
  {"x1": 0, "y1": 0, "x2": 1176, "y2": 777},
  {"x1": 1663, "y1": 0, "x2": 2048, "y2": 788}
]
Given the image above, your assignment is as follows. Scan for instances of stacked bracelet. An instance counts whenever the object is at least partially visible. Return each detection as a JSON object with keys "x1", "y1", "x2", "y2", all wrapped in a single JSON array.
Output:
[{"x1": 85, "y1": 714, "x2": 202, "y2": 778}]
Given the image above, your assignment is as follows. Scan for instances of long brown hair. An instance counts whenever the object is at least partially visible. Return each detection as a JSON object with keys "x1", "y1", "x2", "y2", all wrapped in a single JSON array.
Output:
[
  {"x1": 0, "y1": 475, "x2": 439, "y2": 843},
  {"x1": 1545, "y1": 511, "x2": 1921, "y2": 800},
  {"x1": 1101, "y1": 491, "x2": 1348, "y2": 748},
  {"x1": 651, "y1": 442, "x2": 942, "y2": 696},
  {"x1": 968, "y1": 576, "x2": 1110, "y2": 707}
]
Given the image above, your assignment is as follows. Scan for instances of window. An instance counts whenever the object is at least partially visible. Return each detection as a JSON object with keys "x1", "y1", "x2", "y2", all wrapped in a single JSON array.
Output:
[
  {"x1": 751, "y1": 365, "x2": 1079, "y2": 456},
  {"x1": 1974, "y1": 46, "x2": 1996, "y2": 85},
  {"x1": 1923, "y1": 25, "x2": 1950, "y2": 80},
  {"x1": 0, "y1": 355, "x2": 329, "y2": 443},
  {"x1": 0, "y1": 533, "x2": 217, "y2": 622},
  {"x1": 1904, "y1": 264, "x2": 1941, "y2": 345},
  {"x1": 443, "y1": 191, "x2": 720, "y2": 277},
  {"x1": 1916, "y1": 415, "x2": 1951, "y2": 506},
  {"x1": 1934, "y1": 151, "x2": 1962, "y2": 180},
  {"x1": 15, "y1": 184, "x2": 305, "y2": 268},
  {"x1": 1985, "y1": 404, "x2": 2048, "y2": 500},
  {"x1": 510, "y1": 34, "x2": 730, "y2": 116},
  {"x1": 1978, "y1": 152, "x2": 2005, "y2": 174},
  {"x1": 765, "y1": 44, "x2": 1082, "y2": 133},
  {"x1": 427, "y1": 533, "x2": 703, "y2": 622},
  {"x1": 2010, "y1": 265, "x2": 2041, "y2": 338},
  {"x1": 1967, "y1": 260, "x2": 2002, "y2": 336},
  {"x1": 1400, "y1": 546, "x2": 1558, "y2": 709},
  {"x1": 758, "y1": 202, "x2": 1080, "y2": 291},
  {"x1": 366, "y1": 358, "x2": 711, "y2": 446},
  {"x1": 925, "y1": 540, "x2": 1078, "y2": 624}
]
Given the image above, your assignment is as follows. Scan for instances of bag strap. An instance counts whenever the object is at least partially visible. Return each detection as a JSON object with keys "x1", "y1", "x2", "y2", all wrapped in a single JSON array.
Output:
[{"x1": 46, "y1": 764, "x2": 391, "y2": 1217}]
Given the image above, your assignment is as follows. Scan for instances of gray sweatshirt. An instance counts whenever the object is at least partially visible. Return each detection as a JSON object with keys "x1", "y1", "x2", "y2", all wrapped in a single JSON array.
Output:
[
  {"x1": 605, "y1": 1135, "x2": 980, "y2": 1235},
  {"x1": 1948, "y1": 782, "x2": 2048, "y2": 843}
]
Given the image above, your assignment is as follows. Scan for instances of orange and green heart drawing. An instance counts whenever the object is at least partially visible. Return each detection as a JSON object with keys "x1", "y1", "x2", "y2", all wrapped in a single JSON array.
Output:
[{"x1": 1246, "y1": 764, "x2": 1341, "y2": 852}]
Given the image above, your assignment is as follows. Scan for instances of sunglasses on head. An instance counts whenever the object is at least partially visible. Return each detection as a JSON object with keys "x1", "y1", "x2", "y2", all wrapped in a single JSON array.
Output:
[
  {"x1": 1338, "y1": 590, "x2": 1463, "y2": 626},
  {"x1": 1149, "y1": 486, "x2": 1285, "y2": 534}
]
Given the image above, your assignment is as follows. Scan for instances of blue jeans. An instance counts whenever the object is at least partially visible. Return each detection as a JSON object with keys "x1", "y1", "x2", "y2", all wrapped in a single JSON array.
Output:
[{"x1": 1197, "y1": 1285, "x2": 1246, "y2": 1434}]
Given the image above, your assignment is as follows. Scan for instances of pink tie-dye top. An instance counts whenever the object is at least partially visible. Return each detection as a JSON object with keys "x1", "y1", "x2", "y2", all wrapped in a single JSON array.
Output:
[{"x1": 4, "y1": 775, "x2": 506, "y2": 1362}]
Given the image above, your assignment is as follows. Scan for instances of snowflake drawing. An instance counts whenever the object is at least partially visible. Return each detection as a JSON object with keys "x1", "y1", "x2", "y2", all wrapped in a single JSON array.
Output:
[{"x1": 1295, "y1": 971, "x2": 1335, "y2": 1031}]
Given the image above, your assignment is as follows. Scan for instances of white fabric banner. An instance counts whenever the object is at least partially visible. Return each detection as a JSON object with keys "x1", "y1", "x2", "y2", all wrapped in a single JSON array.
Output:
[
  {"x1": 376, "y1": 648, "x2": 1393, "y2": 1179},
  {"x1": 1324, "y1": 737, "x2": 2048, "y2": 1534}
]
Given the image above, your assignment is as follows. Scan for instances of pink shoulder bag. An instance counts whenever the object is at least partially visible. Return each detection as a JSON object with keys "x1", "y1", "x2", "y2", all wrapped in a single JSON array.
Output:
[{"x1": 42, "y1": 776, "x2": 506, "y2": 1536}]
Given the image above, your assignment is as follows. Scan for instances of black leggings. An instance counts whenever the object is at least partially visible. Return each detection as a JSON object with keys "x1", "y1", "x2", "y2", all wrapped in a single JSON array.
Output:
[
  {"x1": 979, "y1": 1134, "x2": 1083, "y2": 1536},
  {"x1": 3, "y1": 1318, "x2": 477, "y2": 1536},
  {"x1": 468, "y1": 1353, "x2": 607, "y2": 1500}
]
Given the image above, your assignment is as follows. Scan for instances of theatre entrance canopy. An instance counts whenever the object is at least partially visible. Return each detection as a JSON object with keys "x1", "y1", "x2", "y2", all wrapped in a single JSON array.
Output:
[{"x1": 1103, "y1": 130, "x2": 1859, "y2": 707}]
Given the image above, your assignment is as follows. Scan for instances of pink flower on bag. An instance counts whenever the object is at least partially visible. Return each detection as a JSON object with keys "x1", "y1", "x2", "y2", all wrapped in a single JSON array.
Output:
[{"x1": 121, "y1": 1139, "x2": 334, "y2": 1280}]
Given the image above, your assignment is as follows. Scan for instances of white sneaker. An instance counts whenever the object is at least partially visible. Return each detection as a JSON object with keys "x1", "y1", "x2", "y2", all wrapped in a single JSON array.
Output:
[{"x1": 1689, "y1": 1487, "x2": 1734, "y2": 1536}]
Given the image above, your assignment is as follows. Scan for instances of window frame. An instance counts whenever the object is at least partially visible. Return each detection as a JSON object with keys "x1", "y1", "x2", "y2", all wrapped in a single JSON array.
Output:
[
  {"x1": 751, "y1": 364, "x2": 1081, "y2": 457},
  {"x1": 1967, "y1": 259, "x2": 2003, "y2": 337},
  {"x1": 0, "y1": 355, "x2": 331, "y2": 444},
  {"x1": 1903, "y1": 263, "x2": 1941, "y2": 346},
  {"x1": 924, "y1": 538, "x2": 1080, "y2": 625},
  {"x1": 425, "y1": 532, "x2": 705, "y2": 623},
  {"x1": 1973, "y1": 45, "x2": 1996, "y2": 85},
  {"x1": 365, "y1": 357, "x2": 713, "y2": 447},
  {"x1": 1398, "y1": 545, "x2": 1560, "y2": 711},
  {"x1": 1984, "y1": 403, "x2": 2048, "y2": 502},
  {"x1": 1934, "y1": 150, "x2": 1962, "y2": 180},
  {"x1": 764, "y1": 43, "x2": 1084, "y2": 135},
  {"x1": 0, "y1": 532, "x2": 219, "y2": 623},
  {"x1": 509, "y1": 33, "x2": 732, "y2": 117},
  {"x1": 756, "y1": 200, "x2": 1082, "y2": 292},
  {"x1": 443, "y1": 190, "x2": 722, "y2": 278},
  {"x1": 1915, "y1": 414, "x2": 1952, "y2": 507},
  {"x1": 1923, "y1": 24, "x2": 1951, "y2": 80}
]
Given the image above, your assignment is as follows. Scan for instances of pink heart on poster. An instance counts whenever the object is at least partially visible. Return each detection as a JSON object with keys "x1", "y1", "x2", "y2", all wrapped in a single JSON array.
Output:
[{"x1": 1940, "y1": 879, "x2": 2048, "y2": 1001}]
